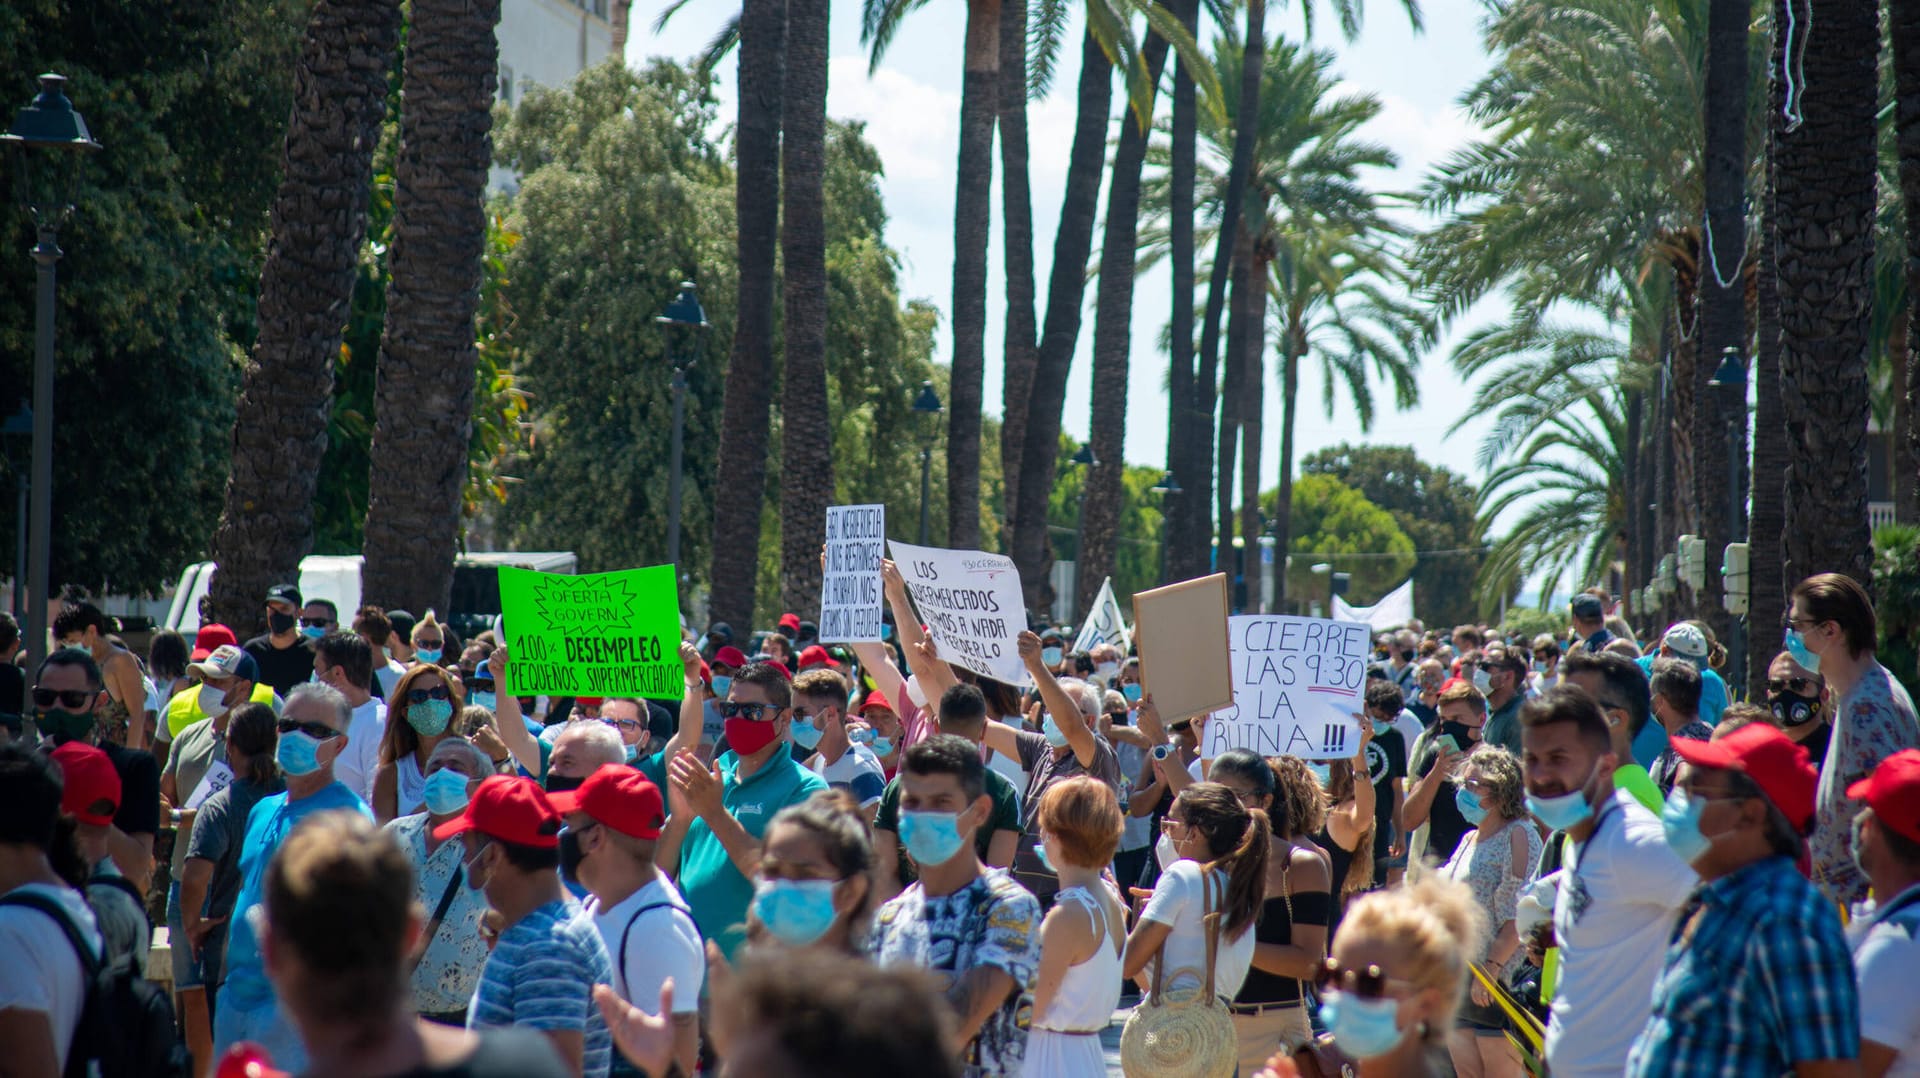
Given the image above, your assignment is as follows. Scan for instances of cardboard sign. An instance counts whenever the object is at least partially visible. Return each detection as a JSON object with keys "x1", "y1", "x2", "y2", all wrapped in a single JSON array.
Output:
[
  {"x1": 886, "y1": 540, "x2": 1029, "y2": 687},
  {"x1": 1132, "y1": 574, "x2": 1234, "y2": 724},
  {"x1": 1204, "y1": 614, "x2": 1371, "y2": 760},
  {"x1": 184, "y1": 759, "x2": 234, "y2": 811},
  {"x1": 498, "y1": 565, "x2": 682, "y2": 697},
  {"x1": 1071, "y1": 576, "x2": 1131, "y2": 654},
  {"x1": 820, "y1": 505, "x2": 886, "y2": 643}
]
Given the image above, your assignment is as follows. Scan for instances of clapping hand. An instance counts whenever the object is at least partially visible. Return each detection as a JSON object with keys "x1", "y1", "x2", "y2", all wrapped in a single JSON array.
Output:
[{"x1": 594, "y1": 979, "x2": 676, "y2": 1078}]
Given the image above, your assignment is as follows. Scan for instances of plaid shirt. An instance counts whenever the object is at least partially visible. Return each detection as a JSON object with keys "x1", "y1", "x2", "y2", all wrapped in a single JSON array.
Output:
[{"x1": 1626, "y1": 855, "x2": 1858, "y2": 1077}]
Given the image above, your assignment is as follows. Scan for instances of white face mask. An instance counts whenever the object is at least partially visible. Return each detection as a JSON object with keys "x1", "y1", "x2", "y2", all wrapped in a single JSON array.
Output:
[
  {"x1": 1095, "y1": 661, "x2": 1120, "y2": 682},
  {"x1": 199, "y1": 683, "x2": 230, "y2": 719}
]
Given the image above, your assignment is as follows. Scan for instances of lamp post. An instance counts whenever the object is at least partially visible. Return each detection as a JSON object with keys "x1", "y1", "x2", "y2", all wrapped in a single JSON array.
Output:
[
  {"x1": 1150, "y1": 472, "x2": 1181, "y2": 584},
  {"x1": 912, "y1": 381, "x2": 943, "y2": 544},
  {"x1": 654, "y1": 280, "x2": 710, "y2": 571},
  {"x1": 1707, "y1": 345, "x2": 1748, "y2": 691},
  {"x1": 4, "y1": 74, "x2": 99, "y2": 663},
  {"x1": 1069, "y1": 444, "x2": 1098, "y2": 617}
]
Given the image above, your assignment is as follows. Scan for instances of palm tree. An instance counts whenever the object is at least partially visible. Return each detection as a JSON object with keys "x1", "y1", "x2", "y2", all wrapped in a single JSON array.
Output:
[
  {"x1": 361, "y1": 0, "x2": 504, "y2": 616},
  {"x1": 1164, "y1": 0, "x2": 1204, "y2": 583},
  {"x1": 1772, "y1": 0, "x2": 1877, "y2": 585},
  {"x1": 780, "y1": 0, "x2": 833, "y2": 615},
  {"x1": 1892, "y1": 0, "x2": 1920, "y2": 523},
  {"x1": 997, "y1": 0, "x2": 1039, "y2": 545},
  {"x1": 207, "y1": 0, "x2": 404, "y2": 630},
  {"x1": 706, "y1": 0, "x2": 785, "y2": 630}
]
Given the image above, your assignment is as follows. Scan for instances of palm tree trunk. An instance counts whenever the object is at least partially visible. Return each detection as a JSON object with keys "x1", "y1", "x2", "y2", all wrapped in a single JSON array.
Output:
[
  {"x1": 706, "y1": 0, "x2": 786, "y2": 629},
  {"x1": 1166, "y1": 0, "x2": 1201, "y2": 583},
  {"x1": 1217, "y1": 232, "x2": 1254, "y2": 609},
  {"x1": 779, "y1": 0, "x2": 831, "y2": 615},
  {"x1": 1274, "y1": 331, "x2": 1301, "y2": 613},
  {"x1": 611, "y1": 0, "x2": 631, "y2": 57},
  {"x1": 1623, "y1": 386, "x2": 1644, "y2": 602},
  {"x1": 997, "y1": 0, "x2": 1038, "y2": 548},
  {"x1": 1078, "y1": 25, "x2": 1172, "y2": 620},
  {"x1": 1775, "y1": 0, "x2": 1877, "y2": 586},
  {"x1": 207, "y1": 0, "x2": 404, "y2": 631},
  {"x1": 1236, "y1": 246, "x2": 1270, "y2": 611},
  {"x1": 362, "y1": 0, "x2": 503, "y2": 617},
  {"x1": 1671, "y1": 253, "x2": 1700, "y2": 595},
  {"x1": 945, "y1": 0, "x2": 1002, "y2": 551},
  {"x1": 1894, "y1": 0, "x2": 1920, "y2": 524},
  {"x1": 1011, "y1": 32, "x2": 1112, "y2": 613},
  {"x1": 1654, "y1": 317, "x2": 1678, "y2": 627},
  {"x1": 1748, "y1": 7, "x2": 1788, "y2": 699},
  {"x1": 1192, "y1": 0, "x2": 1265, "y2": 585},
  {"x1": 1894, "y1": 310, "x2": 1917, "y2": 524}
]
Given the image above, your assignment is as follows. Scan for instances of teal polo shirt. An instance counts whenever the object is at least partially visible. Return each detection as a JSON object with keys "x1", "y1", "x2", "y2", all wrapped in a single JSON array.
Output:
[{"x1": 676, "y1": 748, "x2": 827, "y2": 961}]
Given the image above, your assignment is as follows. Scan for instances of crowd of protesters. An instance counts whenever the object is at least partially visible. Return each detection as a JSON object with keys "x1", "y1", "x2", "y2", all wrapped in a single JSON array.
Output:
[{"x1": 1, "y1": 567, "x2": 1918, "y2": 1077}]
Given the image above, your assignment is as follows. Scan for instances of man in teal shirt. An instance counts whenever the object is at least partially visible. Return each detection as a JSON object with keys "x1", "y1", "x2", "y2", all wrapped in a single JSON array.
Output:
[{"x1": 663, "y1": 661, "x2": 826, "y2": 960}]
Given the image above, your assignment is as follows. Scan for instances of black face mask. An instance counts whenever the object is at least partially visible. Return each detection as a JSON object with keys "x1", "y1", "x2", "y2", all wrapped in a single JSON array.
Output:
[
  {"x1": 1441, "y1": 720, "x2": 1479, "y2": 746},
  {"x1": 268, "y1": 611, "x2": 297, "y2": 635},
  {"x1": 558, "y1": 828, "x2": 585, "y2": 885},
  {"x1": 1108, "y1": 711, "x2": 1129, "y2": 726},
  {"x1": 546, "y1": 773, "x2": 585, "y2": 794},
  {"x1": 1400, "y1": 650, "x2": 1416, "y2": 663},
  {"x1": 1769, "y1": 690, "x2": 1822, "y2": 728},
  {"x1": 36, "y1": 708, "x2": 96, "y2": 744}
]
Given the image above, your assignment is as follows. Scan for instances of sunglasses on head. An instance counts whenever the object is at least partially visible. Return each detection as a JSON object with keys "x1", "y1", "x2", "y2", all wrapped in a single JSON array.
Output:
[
  {"x1": 1313, "y1": 958, "x2": 1397, "y2": 1000},
  {"x1": 277, "y1": 719, "x2": 340, "y2": 740},
  {"x1": 719, "y1": 701, "x2": 779, "y2": 722},
  {"x1": 408, "y1": 686, "x2": 453, "y2": 703},
  {"x1": 31, "y1": 687, "x2": 93, "y2": 710},
  {"x1": 1767, "y1": 676, "x2": 1816, "y2": 694}
]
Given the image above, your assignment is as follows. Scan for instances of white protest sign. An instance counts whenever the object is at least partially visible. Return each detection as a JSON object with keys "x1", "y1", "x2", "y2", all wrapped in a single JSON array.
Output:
[
  {"x1": 886, "y1": 539, "x2": 1030, "y2": 687},
  {"x1": 185, "y1": 759, "x2": 235, "y2": 810},
  {"x1": 1071, "y1": 576, "x2": 1130, "y2": 654},
  {"x1": 820, "y1": 504, "x2": 886, "y2": 642},
  {"x1": 1203, "y1": 615, "x2": 1371, "y2": 760}
]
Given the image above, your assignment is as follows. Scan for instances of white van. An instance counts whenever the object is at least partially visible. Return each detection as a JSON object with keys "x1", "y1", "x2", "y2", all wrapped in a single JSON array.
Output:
[{"x1": 163, "y1": 551, "x2": 578, "y2": 639}]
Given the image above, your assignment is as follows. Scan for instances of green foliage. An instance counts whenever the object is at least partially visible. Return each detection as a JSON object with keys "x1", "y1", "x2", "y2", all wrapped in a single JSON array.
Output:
[
  {"x1": 0, "y1": 0, "x2": 307, "y2": 595},
  {"x1": 1045, "y1": 435, "x2": 1171, "y2": 615},
  {"x1": 1300, "y1": 444, "x2": 1483, "y2": 628},
  {"x1": 1499, "y1": 606, "x2": 1566, "y2": 644},
  {"x1": 1272, "y1": 473, "x2": 1415, "y2": 605},
  {"x1": 1873, "y1": 525, "x2": 1920, "y2": 702}
]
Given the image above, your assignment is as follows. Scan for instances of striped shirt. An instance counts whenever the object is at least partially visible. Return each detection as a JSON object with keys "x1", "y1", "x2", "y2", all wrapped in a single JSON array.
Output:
[
  {"x1": 1627, "y1": 855, "x2": 1858, "y2": 1077},
  {"x1": 469, "y1": 899, "x2": 615, "y2": 1078}
]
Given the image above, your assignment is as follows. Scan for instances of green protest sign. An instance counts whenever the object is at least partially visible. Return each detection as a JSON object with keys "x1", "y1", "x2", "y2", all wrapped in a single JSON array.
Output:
[{"x1": 497, "y1": 564, "x2": 682, "y2": 697}]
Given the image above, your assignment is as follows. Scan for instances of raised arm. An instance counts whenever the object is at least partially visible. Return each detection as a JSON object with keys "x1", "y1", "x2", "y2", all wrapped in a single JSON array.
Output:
[
  {"x1": 665, "y1": 642, "x2": 707, "y2": 762},
  {"x1": 489, "y1": 644, "x2": 545, "y2": 776},
  {"x1": 1018, "y1": 631, "x2": 1097, "y2": 767}
]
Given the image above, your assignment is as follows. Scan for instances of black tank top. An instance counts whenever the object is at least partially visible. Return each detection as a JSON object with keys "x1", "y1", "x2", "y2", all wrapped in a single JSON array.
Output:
[{"x1": 1234, "y1": 861, "x2": 1333, "y2": 1006}]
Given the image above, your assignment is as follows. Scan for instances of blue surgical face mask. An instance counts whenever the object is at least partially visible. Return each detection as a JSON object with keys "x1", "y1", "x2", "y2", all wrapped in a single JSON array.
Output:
[
  {"x1": 1033, "y1": 839, "x2": 1058, "y2": 874},
  {"x1": 1660, "y1": 788, "x2": 1715, "y2": 864},
  {"x1": 712, "y1": 675, "x2": 733, "y2": 698},
  {"x1": 277, "y1": 730, "x2": 325, "y2": 777},
  {"x1": 1455, "y1": 786, "x2": 1488, "y2": 825},
  {"x1": 753, "y1": 878, "x2": 842, "y2": 946},
  {"x1": 791, "y1": 716, "x2": 825, "y2": 750},
  {"x1": 870, "y1": 736, "x2": 893, "y2": 756},
  {"x1": 469, "y1": 690, "x2": 496, "y2": 712},
  {"x1": 1306, "y1": 760, "x2": 1332, "y2": 787},
  {"x1": 898, "y1": 810, "x2": 968, "y2": 866},
  {"x1": 300, "y1": 625, "x2": 326, "y2": 641},
  {"x1": 1472, "y1": 668, "x2": 1493, "y2": 694},
  {"x1": 1525, "y1": 761, "x2": 1599, "y2": 832},
  {"x1": 1321, "y1": 991, "x2": 1404, "y2": 1059},
  {"x1": 1122, "y1": 683, "x2": 1144, "y2": 703},
  {"x1": 415, "y1": 647, "x2": 443, "y2": 665},
  {"x1": 1784, "y1": 627, "x2": 1822, "y2": 673},
  {"x1": 1042, "y1": 713, "x2": 1070, "y2": 748},
  {"x1": 1041, "y1": 647, "x2": 1063, "y2": 667},
  {"x1": 423, "y1": 768, "x2": 473, "y2": 816},
  {"x1": 880, "y1": 624, "x2": 894, "y2": 641}
]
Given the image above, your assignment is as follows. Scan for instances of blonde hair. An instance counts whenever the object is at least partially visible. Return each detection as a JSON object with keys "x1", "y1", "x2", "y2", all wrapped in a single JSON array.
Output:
[
  {"x1": 412, "y1": 610, "x2": 443, "y2": 645},
  {"x1": 1336, "y1": 871, "x2": 1487, "y2": 1039},
  {"x1": 1268, "y1": 755, "x2": 1328, "y2": 838}
]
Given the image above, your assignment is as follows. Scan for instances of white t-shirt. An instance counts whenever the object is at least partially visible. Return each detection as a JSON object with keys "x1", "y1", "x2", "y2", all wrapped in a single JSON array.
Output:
[
  {"x1": 332, "y1": 698, "x2": 388, "y2": 804},
  {"x1": 1391, "y1": 707, "x2": 1426, "y2": 749},
  {"x1": 986, "y1": 717, "x2": 1028, "y2": 795},
  {"x1": 807, "y1": 744, "x2": 888, "y2": 808},
  {"x1": 1545, "y1": 790, "x2": 1698, "y2": 1078},
  {"x1": 589, "y1": 876, "x2": 703, "y2": 1015},
  {"x1": 375, "y1": 659, "x2": 406, "y2": 699},
  {"x1": 0, "y1": 883, "x2": 103, "y2": 1072},
  {"x1": 1140, "y1": 859, "x2": 1256, "y2": 1000},
  {"x1": 1852, "y1": 886, "x2": 1920, "y2": 1077}
]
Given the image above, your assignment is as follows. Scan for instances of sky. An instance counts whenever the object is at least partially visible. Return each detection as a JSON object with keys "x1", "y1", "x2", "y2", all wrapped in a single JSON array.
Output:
[{"x1": 625, "y1": 0, "x2": 1515, "y2": 563}]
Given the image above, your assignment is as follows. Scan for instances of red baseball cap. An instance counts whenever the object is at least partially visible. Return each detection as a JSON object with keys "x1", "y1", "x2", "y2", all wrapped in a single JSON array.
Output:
[
  {"x1": 192, "y1": 623, "x2": 238, "y2": 662},
  {"x1": 1848, "y1": 748, "x2": 1920, "y2": 844},
  {"x1": 51, "y1": 742, "x2": 121, "y2": 826},
  {"x1": 699, "y1": 660, "x2": 712, "y2": 686},
  {"x1": 779, "y1": 613, "x2": 802, "y2": 632},
  {"x1": 764, "y1": 660, "x2": 793, "y2": 681},
  {"x1": 861, "y1": 689, "x2": 895, "y2": 715},
  {"x1": 546, "y1": 764, "x2": 666, "y2": 840},
  {"x1": 713, "y1": 646, "x2": 750, "y2": 670},
  {"x1": 798, "y1": 645, "x2": 839, "y2": 669},
  {"x1": 575, "y1": 697, "x2": 604, "y2": 709},
  {"x1": 1670, "y1": 722, "x2": 1818, "y2": 832},
  {"x1": 432, "y1": 775, "x2": 562, "y2": 847}
]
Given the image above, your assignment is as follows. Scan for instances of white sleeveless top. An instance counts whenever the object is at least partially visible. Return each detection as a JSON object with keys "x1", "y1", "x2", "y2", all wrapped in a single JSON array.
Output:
[
  {"x1": 1034, "y1": 885, "x2": 1124, "y2": 1032},
  {"x1": 396, "y1": 754, "x2": 427, "y2": 817}
]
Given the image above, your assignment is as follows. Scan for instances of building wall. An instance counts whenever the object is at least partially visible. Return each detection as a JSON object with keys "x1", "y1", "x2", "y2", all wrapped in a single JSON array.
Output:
[{"x1": 492, "y1": 0, "x2": 615, "y2": 190}]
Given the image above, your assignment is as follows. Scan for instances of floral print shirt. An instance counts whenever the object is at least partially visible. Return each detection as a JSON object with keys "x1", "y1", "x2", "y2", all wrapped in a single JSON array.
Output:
[{"x1": 1815, "y1": 660, "x2": 1920, "y2": 906}]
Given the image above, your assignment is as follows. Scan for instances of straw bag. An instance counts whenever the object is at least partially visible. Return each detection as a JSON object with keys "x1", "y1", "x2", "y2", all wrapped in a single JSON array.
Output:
[{"x1": 1119, "y1": 870, "x2": 1237, "y2": 1078}]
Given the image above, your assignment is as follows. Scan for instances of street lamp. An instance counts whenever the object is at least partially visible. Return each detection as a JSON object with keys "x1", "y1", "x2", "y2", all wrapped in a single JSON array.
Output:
[
  {"x1": 1068, "y1": 444, "x2": 1098, "y2": 616},
  {"x1": 1150, "y1": 472, "x2": 1181, "y2": 584},
  {"x1": 1707, "y1": 345, "x2": 1748, "y2": 690},
  {"x1": 912, "y1": 381, "x2": 943, "y2": 544},
  {"x1": 4, "y1": 74, "x2": 99, "y2": 663},
  {"x1": 654, "y1": 280, "x2": 709, "y2": 571},
  {"x1": 2, "y1": 403, "x2": 27, "y2": 621}
]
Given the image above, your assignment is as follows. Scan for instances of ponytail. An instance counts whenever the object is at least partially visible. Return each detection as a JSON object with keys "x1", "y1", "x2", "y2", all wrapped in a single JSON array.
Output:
[{"x1": 1175, "y1": 783, "x2": 1270, "y2": 942}]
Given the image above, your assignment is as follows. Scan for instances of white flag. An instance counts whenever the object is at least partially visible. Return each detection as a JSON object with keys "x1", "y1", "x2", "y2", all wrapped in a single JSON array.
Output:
[
  {"x1": 1072, "y1": 577, "x2": 1131, "y2": 654},
  {"x1": 1331, "y1": 578, "x2": 1416, "y2": 631}
]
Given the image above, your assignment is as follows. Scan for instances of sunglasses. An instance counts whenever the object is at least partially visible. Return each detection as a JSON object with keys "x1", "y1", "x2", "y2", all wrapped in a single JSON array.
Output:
[
  {"x1": 1767, "y1": 676, "x2": 1816, "y2": 694},
  {"x1": 277, "y1": 719, "x2": 340, "y2": 740},
  {"x1": 415, "y1": 639, "x2": 444, "y2": 650},
  {"x1": 408, "y1": 686, "x2": 453, "y2": 703},
  {"x1": 299, "y1": 617, "x2": 331, "y2": 629},
  {"x1": 1169, "y1": 720, "x2": 1193, "y2": 734},
  {"x1": 468, "y1": 678, "x2": 496, "y2": 693},
  {"x1": 31, "y1": 687, "x2": 93, "y2": 710},
  {"x1": 719, "y1": 701, "x2": 780, "y2": 721},
  {"x1": 1313, "y1": 958, "x2": 1406, "y2": 1001}
]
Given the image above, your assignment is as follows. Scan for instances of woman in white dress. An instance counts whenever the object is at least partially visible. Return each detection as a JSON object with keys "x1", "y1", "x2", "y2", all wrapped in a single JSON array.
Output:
[{"x1": 1022, "y1": 776, "x2": 1128, "y2": 1077}]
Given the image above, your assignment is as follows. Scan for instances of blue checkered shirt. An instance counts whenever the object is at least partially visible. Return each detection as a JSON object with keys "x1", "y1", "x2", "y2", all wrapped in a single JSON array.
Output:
[{"x1": 1626, "y1": 855, "x2": 1858, "y2": 1077}]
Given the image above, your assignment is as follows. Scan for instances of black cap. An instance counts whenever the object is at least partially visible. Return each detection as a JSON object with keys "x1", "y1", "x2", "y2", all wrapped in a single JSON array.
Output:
[
  {"x1": 388, "y1": 609, "x2": 417, "y2": 638},
  {"x1": 1570, "y1": 594, "x2": 1604, "y2": 619},
  {"x1": 707, "y1": 621, "x2": 734, "y2": 645},
  {"x1": 266, "y1": 583, "x2": 303, "y2": 609}
]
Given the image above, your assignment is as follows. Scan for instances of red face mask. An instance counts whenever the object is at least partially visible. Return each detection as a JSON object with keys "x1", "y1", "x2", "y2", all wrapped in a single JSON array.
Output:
[{"x1": 725, "y1": 715, "x2": 782, "y2": 756}]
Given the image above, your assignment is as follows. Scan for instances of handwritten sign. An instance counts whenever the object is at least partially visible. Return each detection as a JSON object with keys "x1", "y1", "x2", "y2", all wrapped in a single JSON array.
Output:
[
  {"x1": 1203, "y1": 615, "x2": 1371, "y2": 760},
  {"x1": 821, "y1": 505, "x2": 886, "y2": 642},
  {"x1": 498, "y1": 565, "x2": 682, "y2": 697},
  {"x1": 886, "y1": 540, "x2": 1029, "y2": 687}
]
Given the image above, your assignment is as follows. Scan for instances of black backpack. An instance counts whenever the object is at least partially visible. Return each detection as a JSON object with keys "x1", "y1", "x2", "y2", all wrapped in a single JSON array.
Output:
[{"x1": 0, "y1": 888, "x2": 187, "y2": 1078}]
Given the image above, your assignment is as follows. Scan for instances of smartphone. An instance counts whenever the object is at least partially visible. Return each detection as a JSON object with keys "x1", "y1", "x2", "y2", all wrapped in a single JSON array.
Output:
[{"x1": 1437, "y1": 734, "x2": 1462, "y2": 755}]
